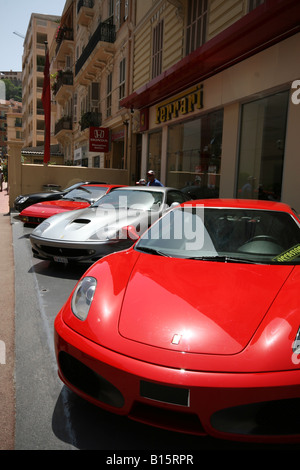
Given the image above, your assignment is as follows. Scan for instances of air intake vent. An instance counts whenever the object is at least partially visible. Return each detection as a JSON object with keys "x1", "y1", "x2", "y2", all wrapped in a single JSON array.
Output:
[{"x1": 73, "y1": 219, "x2": 90, "y2": 224}]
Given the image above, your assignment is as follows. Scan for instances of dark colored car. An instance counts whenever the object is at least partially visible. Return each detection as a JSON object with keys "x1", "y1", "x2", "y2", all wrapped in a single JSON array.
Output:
[{"x1": 14, "y1": 181, "x2": 106, "y2": 212}]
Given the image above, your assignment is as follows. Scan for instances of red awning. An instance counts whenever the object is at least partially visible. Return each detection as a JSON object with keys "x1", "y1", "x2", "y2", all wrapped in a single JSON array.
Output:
[{"x1": 121, "y1": 0, "x2": 300, "y2": 110}]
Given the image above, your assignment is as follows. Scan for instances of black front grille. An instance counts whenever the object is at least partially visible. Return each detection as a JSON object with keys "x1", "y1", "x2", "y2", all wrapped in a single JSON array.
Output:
[
  {"x1": 211, "y1": 398, "x2": 300, "y2": 436},
  {"x1": 40, "y1": 245, "x2": 94, "y2": 258},
  {"x1": 58, "y1": 352, "x2": 124, "y2": 408},
  {"x1": 129, "y1": 402, "x2": 205, "y2": 435}
]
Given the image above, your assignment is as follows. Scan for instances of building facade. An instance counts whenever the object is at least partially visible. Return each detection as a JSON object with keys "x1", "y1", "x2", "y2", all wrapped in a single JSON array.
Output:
[
  {"x1": 22, "y1": 13, "x2": 61, "y2": 150},
  {"x1": 0, "y1": 71, "x2": 22, "y2": 86},
  {"x1": 51, "y1": 0, "x2": 133, "y2": 172},
  {"x1": 6, "y1": 100, "x2": 23, "y2": 145},
  {"x1": 0, "y1": 100, "x2": 23, "y2": 162},
  {"x1": 121, "y1": 0, "x2": 300, "y2": 211},
  {"x1": 46, "y1": 0, "x2": 300, "y2": 210}
]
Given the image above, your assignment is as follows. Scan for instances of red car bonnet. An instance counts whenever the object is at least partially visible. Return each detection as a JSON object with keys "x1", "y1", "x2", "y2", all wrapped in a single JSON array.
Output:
[
  {"x1": 20, "y1": 199, "x2": 90, "y2": 218},
  {"x1": 118, "y1": 255, "x2": 294, "y2": 355},
  {"x1": 62, "y1": 249, "x2": 294, "y2": 357}
]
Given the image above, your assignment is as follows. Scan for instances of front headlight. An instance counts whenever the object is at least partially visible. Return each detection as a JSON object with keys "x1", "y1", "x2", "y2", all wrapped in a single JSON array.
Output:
[
  {"x1": 18, "y1": 196, "x2": 29, "y2": 204},
  {"x1": 292, "y1": 327, "x2": 300, "y2": 353},
  {"x1": 291, "y1": 327, "x2": 300, "y2": 365},
  {"x1": 32, "y1": 221, "x2": 50, "y2": 236},
  {"x1": 71, "y1": 277, "x2": 97, "y2": 321}
]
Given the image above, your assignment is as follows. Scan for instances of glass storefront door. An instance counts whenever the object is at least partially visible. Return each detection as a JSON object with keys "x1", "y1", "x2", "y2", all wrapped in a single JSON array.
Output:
[
  {"x1": 166, "y1": 110, "x2": 223, "y2": 198},
  {"x1": 236, "y1": 90, "x2": 289, "y2": 201},
  {"x1": 147, "y1": 130, "x2": 162, "y2": 181}
]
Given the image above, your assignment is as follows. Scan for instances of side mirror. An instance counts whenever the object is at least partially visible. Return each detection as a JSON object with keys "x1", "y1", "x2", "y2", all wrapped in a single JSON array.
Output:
[{"x1": 122, "y1": 225, "x2": 140, "y2": 240}]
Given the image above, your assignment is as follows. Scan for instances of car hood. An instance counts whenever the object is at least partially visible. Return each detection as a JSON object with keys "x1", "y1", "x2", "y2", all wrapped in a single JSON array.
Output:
[
  {"x1": 21, "y1": 199, "x2": 90, "y2": 218},
  {"x1": 34, "y1": 207, "x2": 159, "y2": 241},
  {"x1": 16, "y1": 190, "x2": 63, "y2": 199},
  {"x1": 118, "y1": 254, "x2": 293, "y2": 355}
]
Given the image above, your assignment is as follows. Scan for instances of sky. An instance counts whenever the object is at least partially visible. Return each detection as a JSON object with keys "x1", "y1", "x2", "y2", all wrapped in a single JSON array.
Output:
[{"x1": 0, "y1": 0, "x2": 66, "y2": 72}]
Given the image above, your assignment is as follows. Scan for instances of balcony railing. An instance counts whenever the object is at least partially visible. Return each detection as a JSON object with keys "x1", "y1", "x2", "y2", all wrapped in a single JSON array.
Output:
[
  {"x1": 75, "y1": 21, "x2": 115, "y2": 76},
  {"x1": 53, "y1": 71, "x2": 73, "y2": 95},
  {"x1": 55, "y1": 116, "x2": 72, "y2": 135},
  {"x1": 80, "y1": 111, "x2": 102, "y2": 131},
  {"x1": 55, "y1": 27, "x2": 74, "y2": 55}
]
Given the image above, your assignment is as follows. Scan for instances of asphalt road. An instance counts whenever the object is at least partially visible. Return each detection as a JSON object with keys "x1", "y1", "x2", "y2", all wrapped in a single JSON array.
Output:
[{"x1": 11, "y1": 213, "x2": 300, "y2": 453}]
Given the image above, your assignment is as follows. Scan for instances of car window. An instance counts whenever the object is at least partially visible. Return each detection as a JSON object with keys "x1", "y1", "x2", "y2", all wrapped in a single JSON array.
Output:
[
  {"x1": 136, "y1": 207, "x2": 300, "y2": 264},
  {"x1": 166, "y1": 190, "x2": 189, "y2": 206},
  {"x1": 62, "y1": 186, "x2": 108, "y2": 202},
  {"x1": 94, "y1": 190, "x2": 164, "y2": 211}
]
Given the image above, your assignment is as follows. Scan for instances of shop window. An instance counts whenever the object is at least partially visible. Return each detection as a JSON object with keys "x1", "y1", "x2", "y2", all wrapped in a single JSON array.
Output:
[
  {"x1": 148, "y1": 131, "x2": 162, "y2": 181},
  {"x1": 236, "y1": 90, "x2": 289, "y2": 201},
  {"x1": 93, "y1": 155, "x2": 100, "y2": 168},
  {"x1": 112, "y1": 140, "x2": 125, "y2": 169},
  {"x1": 166, "y1": 110, "x2": 223, "y2": 198},
  {"x1": 186, "y1": 0, "x2": 207, "y2": 55}
]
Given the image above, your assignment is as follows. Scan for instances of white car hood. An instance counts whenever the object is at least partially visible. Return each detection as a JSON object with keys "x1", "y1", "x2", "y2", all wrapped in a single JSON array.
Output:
[{"x1": 33, "y1": 207, "x2": 157, "y2": 242}]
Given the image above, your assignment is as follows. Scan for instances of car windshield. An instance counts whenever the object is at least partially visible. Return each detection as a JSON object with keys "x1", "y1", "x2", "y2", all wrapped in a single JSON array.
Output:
[
  {"x1": 135, "y1": 206, "x2": 300, "y2": 264},
  {"x1": 62, "y1": 186, "x2": 108, "y2": 202},
  {"x1": 92, "y1": 189, "x2": 164, "y2": 211}
]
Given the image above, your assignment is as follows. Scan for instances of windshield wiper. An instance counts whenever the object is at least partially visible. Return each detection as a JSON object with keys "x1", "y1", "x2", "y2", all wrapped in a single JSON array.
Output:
[
  {"x1": 188, "y1": 255, "x2": 259, "y2": 264},
  {"x1": 137, "y1": 247, "x2": 171, "y2": 257}
]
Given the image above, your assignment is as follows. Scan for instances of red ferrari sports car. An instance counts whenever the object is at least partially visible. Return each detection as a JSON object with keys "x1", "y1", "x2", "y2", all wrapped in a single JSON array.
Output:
[
  {"x1": 19, "y1": 184, "x2": 124, "y2": 224},
  {"x1": 54, "y1": 199, "x2": 300, "y2": 443}
]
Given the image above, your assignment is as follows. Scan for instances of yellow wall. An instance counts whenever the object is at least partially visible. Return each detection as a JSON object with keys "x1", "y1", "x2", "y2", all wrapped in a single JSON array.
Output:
[
  {"x1": 133, "y1": 1, "x2": 183, "y2": 91},
  {"x1": 132, "y1": 0, "x2": 250, "y2": 93},
  {"x1": 208, "y1": 0, "x2": 246, "y2": 40},
  {"x1": 7, "y1": 140, "x2": 129, "y2": 209}
]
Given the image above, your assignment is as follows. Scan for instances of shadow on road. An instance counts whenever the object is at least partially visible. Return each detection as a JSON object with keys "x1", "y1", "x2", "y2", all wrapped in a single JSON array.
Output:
[
  {"x1": 29, "y1": 259, "x2": 90, "y2": 280},
  {"x1": 51, "y1": 386, "x2": 293, "y2": 451}
]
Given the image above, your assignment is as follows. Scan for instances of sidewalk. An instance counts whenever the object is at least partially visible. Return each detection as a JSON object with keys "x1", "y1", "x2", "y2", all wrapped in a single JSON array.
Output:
[{"x1": 0, "y1": 182, "x2": 15, "y2": 449}]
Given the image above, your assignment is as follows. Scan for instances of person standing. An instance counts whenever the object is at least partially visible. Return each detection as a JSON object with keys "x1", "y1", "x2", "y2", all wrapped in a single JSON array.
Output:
[
  {"x1": 147, "y1": 170, "x2": 164, "y2": 187},
  {"x1": 0, "y1": 169, "x2": 3, "y2": 192}
]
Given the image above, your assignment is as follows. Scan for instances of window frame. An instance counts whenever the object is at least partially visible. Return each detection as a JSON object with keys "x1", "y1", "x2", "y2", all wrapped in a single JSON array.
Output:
[
  {"x1": 119, "y1": 58, "x2": 126, "y2": 104},
  {"x1": 151, "y1": 19, "x2": 164, "y2": 79},
  {"x1": 185, "y1": 0, "x2": 208, "y2": 55}
]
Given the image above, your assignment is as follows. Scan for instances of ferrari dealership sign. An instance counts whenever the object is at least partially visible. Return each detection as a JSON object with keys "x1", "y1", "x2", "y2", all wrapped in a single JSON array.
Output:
[{"x1": 89, "y1": 127, "x2": 109, "y2": 153}]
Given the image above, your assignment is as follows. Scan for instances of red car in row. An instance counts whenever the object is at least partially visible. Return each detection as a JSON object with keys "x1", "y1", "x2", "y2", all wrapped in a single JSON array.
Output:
[
  {"x1": 19, "y1": 183, "x2": 124, "y2": 224},
  {"x1": 54, "y1": 198, "x2": 300, "y2": 443}
]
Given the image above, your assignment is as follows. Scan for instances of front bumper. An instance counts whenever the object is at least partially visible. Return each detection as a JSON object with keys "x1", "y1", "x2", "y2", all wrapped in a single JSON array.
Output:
[
  {"x1": 20, "y1": 214, "x2": 46, "y2": 225},
  {"x1": 54, "y1": 313, "x2": 300, "y2": 443},
  {"x1": 30, "y1": 235, "x2": 133, "y2": 263}
]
